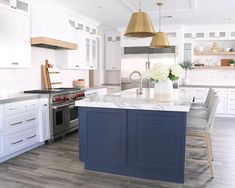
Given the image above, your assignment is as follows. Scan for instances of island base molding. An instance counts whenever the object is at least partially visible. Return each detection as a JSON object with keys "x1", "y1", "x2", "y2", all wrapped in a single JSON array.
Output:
[{"x1": 79, "y1": 107, "x2": 187, "y2": 183}]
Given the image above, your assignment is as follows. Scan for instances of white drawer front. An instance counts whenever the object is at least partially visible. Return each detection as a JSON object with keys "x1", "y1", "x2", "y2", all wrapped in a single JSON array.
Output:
[
  {"x1": 228, "y1": 89, "x2": 235, "y2": 95},
  {"x1": 228, "y1": 96, "x2": 235, "y2": 105},
  {"x1": 227, "y1": 105, "x2": 235, "y2": 114},
  {"x1": 0, "y1": 132, "x2": 6, "y2": 158},
  {"x1": 4, "y1": 100, "x2": 38, "y2": 115},
  {"x1": 213, "y1": 88, "x2": 227, "y2": 96},
  {"x1": 6, "y1": 128, "x2": 39, "y2": 155},
  {"x1": 5, "y1": 112, "x2": 38, "y2": 135},
  {"x1": 4, "y1": 102, "x2": 24, "y2": 115}
]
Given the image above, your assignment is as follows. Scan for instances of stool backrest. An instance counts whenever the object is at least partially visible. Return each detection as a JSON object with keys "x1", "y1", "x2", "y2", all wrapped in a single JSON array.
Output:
[{"x1": 206, "y1": 94, "x2": 219, "y2": 132}]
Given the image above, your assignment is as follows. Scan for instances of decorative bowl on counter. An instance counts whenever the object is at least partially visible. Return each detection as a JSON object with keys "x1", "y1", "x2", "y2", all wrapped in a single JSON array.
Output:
[
  {"x1": 223, "y1": 48, "x2": 231, "y2": 52},
  {"x1": 194, "y1": 47, "x2": 204, "y2": 52}
]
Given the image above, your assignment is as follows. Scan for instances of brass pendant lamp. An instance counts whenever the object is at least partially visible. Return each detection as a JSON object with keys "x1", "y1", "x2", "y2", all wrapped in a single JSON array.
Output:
[
  {"x1": 124, "y1": 0, "x2": 155, "y2": 38},
  {"x1": 150, "y1": 3, "x2": 170, "y2": 48}
]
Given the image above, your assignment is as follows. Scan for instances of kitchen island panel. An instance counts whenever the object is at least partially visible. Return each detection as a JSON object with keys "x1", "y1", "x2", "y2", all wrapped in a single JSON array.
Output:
[
  {"x1": 128, "y1": 110, "x2": 186, "y2": 183},
  {"x1": 79, "y1": 107, "x2": 186, "y2": 183},
  {"x1": 79, "y1": 107, "x2": 127, "y2": 168}
]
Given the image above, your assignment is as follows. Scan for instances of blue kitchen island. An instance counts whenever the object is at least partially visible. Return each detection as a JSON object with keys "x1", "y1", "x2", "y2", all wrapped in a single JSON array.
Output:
[{"x1": 75, "y1": 88, "x2": 192, "y2": 184}]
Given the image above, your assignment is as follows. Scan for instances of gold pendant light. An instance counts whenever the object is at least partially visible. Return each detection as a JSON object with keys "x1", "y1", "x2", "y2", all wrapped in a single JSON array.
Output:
[
  {"x1": 150, "y1": 3, "x2": 170, "y2": 48},
  {"x1": 124, "y1": 0, "x2": 155, "y2": 38}
]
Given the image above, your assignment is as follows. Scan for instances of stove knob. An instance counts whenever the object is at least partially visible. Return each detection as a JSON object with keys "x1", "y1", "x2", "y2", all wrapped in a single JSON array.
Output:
[
  {"x1": 64, "y1": 96, "x2": 69, "y2": 101},
  {"x1": 72, "y1": 95, "x2": 77, "y2": 99},
  {"x1": 53, "y1": 98, "x2": 57, "y2": 102},
  {"x1": 57, "y1": 97, "x2": 62, "y2": 102}
]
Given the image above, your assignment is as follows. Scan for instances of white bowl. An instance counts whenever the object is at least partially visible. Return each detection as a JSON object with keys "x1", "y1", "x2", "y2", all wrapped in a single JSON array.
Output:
[
  {"x1": 223, "y1": 48, "x2": 231, "y2": 52},
  {"x1": 194, "y1": 47, "x2": 204, "y2": 52}
]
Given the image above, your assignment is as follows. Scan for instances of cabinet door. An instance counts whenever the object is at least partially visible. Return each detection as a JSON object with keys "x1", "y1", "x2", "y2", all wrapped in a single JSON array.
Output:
[
  {"x1": 0, "y1": 132, "x2": 6, "y2": 158},
  {"x1": 214, "y1": 89, "x2": 227, "y2": 114},
  {"x1": 0, "y1": 105, "x2": 4, "y2": 131},
  {"x1": 128, "y1": 110, "x2": 186, "y2": 183},
  {"x1": 105, "y1": 35, "x2": 116, "y2": 70},
  {"x1": 38, "y1": 98, "x2": 50, "y2": 142},
  {"x1": 0, "y1": 7, "x2": 30, "y2": 68},
  {"x1": 79, "y1": 107, "x2": 127, "y2": 168},
  {"x1": 90, "y1": 37, "x2": 97, "y2": 69},
  {"x1": 207, "y1": 31, "x2": 227, "y2": 40}
]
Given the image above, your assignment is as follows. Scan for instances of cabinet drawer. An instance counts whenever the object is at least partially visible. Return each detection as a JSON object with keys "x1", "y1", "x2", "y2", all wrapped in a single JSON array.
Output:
[
  {"x1": 228, "y1": 95, "x2": 235, "y2": 105},
  {"x1": 228, "y1": 89, "x2": 235, "y2": 95},
  {"x1": 227, "y1": 105, "x2": 235, "y2": 114},
  {"x1": 5, "y1": 112, "x2": 38, "y2": 135},
  {"x1": 6, "y1": 128, "x2": 39, "y2": 155},
  {"x1": 214, "y1": 88, "x2": 227, "y2": 96},
  {"x1": 4, "y1": 100, "x2": 38, "y2": 115},
  {"x1": 0, "y1": 132, "x2": 6, "y2": 158}
]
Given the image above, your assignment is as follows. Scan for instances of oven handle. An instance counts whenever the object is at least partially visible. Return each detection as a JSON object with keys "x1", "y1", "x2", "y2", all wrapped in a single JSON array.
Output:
[{"x1": 51, "y1": 103, "x2": 75, "y2": 109}]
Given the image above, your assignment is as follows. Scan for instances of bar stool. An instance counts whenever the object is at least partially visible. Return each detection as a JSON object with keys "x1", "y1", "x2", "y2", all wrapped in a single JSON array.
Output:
[{"x1": 186, "y1": 94, "x2": 219, "y2": 178}]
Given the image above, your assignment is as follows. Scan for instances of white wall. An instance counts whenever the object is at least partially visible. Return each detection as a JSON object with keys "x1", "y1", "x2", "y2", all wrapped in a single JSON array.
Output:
[{"x1": 0, "y1": 47, "x2": 89, "y2": 94}]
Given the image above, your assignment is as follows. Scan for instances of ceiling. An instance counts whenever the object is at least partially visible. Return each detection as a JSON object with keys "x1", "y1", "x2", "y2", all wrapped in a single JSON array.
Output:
[{"x1": 54, "y1": 0, "x2": 235, "y2": 28}]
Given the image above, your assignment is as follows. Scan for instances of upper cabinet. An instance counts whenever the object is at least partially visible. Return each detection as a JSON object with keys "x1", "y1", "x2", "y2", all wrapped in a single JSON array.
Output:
[
  {"x1": 0, "y1": 0, "x2": 29, "y2": 15},
  {"x1": 105, "y1": 31, "x2": 121, "y2": 70},
  {"x1": 30, "y1": 1, "x2": 76, "y2": 44},
  {"x1": 0, "y1": 4, "x2": 31, "y2": 68},
  {"x1": 183, "y1": 31, "x2": 207, "y2": 41},
  {"x1": 207, "y1": 30, "x2": 227, "y2": 40},
  {"x1": 55, "y1": 15, "x2": 99, "y2": 70}
]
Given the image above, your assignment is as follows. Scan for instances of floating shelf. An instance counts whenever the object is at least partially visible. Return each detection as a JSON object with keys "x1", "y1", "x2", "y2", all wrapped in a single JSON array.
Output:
[
  {"x1": 194, "y1": 66, "x2": 235, "y2": 70},
  {"x1": 194, "y1": 52, "x2": 235, "y2": 55}
]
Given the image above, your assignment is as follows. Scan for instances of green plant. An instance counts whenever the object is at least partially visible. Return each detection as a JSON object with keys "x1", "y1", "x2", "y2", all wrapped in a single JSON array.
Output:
[
  {"x1": 179, "y1": 60, "x2": 194, "y2": 70},
  {"x1": 229, "y1": 60, "x2": 235, "y2": 64}
]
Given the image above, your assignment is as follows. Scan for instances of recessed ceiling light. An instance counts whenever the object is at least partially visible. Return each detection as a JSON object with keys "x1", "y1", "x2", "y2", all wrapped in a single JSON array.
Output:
[
  {"x1": 98, "y1": 6, "x2": 104, "y2": 9},
  {"x1": 224, "y1": 17, "x2": 232, "y2": 21}
]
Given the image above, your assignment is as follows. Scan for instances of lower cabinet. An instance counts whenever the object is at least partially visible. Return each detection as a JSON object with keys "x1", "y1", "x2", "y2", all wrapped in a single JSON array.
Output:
[
  {"x1": 0, "y1": 132, "x2": 6, "y2": 158},
  {"x1": 6, "y1": 128, "x2": 39, "y2": 155},
  {"x1": 79, "y1": 107, "x2": 186, "y2": 183}
]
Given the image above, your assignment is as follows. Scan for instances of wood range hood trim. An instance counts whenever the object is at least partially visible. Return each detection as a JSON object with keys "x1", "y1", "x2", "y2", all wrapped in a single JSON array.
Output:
[{"x1": 31, "y1": 37, "x2": 77, "y2": 50}]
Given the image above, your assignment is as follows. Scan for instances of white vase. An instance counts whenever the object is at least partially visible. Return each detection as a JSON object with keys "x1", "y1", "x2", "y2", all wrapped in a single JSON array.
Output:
[{"x1": 154, "y1": 78, "x2": 174, "y2": 102}]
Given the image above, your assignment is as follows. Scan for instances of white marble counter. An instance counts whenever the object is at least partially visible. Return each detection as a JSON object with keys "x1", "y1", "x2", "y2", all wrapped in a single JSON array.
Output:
[
  {"x1": 0, "y1": 93, "x2": 47, "y2": 104},
  {"x1": 76, "y1": 88, "x2": 192, "y2": 112}
]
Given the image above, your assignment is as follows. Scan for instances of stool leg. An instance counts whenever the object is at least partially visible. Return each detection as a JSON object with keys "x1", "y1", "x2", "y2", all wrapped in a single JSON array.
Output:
[
  {"x1": 208, "y1": 133, "x2": 214, "y2": 161},
  {"x1": 205, "y1": 133, "x2": 214, "y2": 178}
]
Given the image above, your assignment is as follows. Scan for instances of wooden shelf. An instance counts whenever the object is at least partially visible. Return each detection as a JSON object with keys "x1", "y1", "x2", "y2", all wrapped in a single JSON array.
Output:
[
  {"x1": 194, "y1": 52, "x2": 235, "y2": 55},
  {"x1": 194, "y1": 66, "x2": 235, "y2": 70}
]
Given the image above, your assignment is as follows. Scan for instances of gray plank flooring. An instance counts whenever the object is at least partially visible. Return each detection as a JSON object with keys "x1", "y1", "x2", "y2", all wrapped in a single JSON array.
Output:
[{"x1": 0, "y1": 117, "x2": 234, "y2": 188}]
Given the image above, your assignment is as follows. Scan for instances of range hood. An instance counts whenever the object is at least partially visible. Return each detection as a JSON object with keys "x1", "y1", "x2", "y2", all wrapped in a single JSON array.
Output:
[
  {"x1": 124, "y1": 46, "x2": 175, "y2": 54},
  {"x1": 31, "y1": 37, "x2": 77, "y2": 50}
]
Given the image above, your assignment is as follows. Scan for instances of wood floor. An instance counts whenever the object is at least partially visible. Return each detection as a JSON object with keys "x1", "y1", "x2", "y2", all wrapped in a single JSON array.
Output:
[{"x1": 0, "y1": 117, "x2": 234, "y2": 188}]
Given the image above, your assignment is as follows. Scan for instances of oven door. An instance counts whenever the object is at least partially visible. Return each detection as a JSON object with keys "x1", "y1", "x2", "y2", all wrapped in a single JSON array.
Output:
[
  {"x1": 52, "y1": 105, "x2": 69, "y2": 135},
  {"x1": 68, "y1": 104, "x2": 79, "y2": 129}
]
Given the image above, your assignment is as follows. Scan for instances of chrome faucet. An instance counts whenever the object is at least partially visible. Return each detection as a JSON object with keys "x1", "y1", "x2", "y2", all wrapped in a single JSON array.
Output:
[{"x1": 129, "y1": 71, "x2": 143, "y2": 94}]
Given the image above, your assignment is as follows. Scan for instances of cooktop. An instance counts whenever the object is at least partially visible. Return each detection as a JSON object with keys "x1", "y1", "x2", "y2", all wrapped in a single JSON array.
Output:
[{"x1": 24, "y1": 88, "x2": 82, "y2": 94}]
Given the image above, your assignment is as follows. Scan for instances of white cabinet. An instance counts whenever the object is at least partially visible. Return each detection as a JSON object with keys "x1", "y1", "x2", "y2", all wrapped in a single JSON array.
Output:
[
  {"x1": 105, "y1": 33, "x2": 121, "y2": 70},
  {"x1": 0, "y1": 0, "x2": 29, "y2": 15},
  {"x1": 0, "y1": 105, "x2": 4, "y2": 132},
  {"x1": 85, "y1": 88, "x2": 107, "y2": 97},
  {"x1": 38, "y1": 98, "x2": 50, "y2": 142},
  {"x1": 227, "y1": 89, "x2": 235, "y2": 114},
  {"x1": 4, "y1": 99, "x2": 40, "y2": 155},
  {"x1": 213, "y1": 88, "x2": 227, "y2": 114},
  {"x1": 0, "y1": 132, "x2": 6, "y2": 158},
  {"x1": 207, "y1": 31, "x2": 227, "y2": 40},
  {"x1": 0, "y1": 6, "x2": 30, "y2": 68},
  {"x1": 183, "y1": 31, "x2": 207, "y2": 41},
  {"x1": 106, "y1": 86, "x2": 121, "y2": 95}
]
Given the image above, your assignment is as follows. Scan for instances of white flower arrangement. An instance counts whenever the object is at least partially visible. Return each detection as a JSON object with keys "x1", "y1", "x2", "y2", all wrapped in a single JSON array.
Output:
[{"x1": 147, "y1": 63, "x2": 183, "y2": 82}]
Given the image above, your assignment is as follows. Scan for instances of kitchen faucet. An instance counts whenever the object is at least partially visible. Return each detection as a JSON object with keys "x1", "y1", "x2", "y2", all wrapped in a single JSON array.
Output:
[{"x1": 129, "y1": 71, "x2": 143, "y2": 94}]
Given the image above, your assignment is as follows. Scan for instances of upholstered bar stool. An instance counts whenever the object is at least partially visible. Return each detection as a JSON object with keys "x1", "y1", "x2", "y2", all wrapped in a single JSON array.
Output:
[{"x1": 186, "y1": 94, "x2": 219, "y2": 178}]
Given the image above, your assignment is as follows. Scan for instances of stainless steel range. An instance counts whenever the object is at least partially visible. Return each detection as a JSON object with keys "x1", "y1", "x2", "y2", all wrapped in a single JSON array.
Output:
[{"x1": 24, "y1": 88, "x2": 85, "y2": 140}]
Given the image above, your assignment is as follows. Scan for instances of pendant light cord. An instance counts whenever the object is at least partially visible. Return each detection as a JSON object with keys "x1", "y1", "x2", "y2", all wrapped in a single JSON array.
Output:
[
  {"x1": 158, "y1": 3, "x2": 161, "y2": 32},
  {"x1": 139, "y1": 0, "x2": 142, "y2": 11}
]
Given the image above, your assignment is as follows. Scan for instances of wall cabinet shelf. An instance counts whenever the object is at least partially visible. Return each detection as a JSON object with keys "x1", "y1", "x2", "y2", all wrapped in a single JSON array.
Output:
[
  {"x1": 194, "y1": 52, "x2": 235, "y2": 55},
  {"x1": 194, "y1": 66, "x2": 235, "y2": 70}
]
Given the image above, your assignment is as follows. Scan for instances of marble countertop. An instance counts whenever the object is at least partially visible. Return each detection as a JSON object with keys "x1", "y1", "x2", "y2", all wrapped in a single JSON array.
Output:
[
  {"x1": 76, "y1": 88, "x2": 192, "y2": 112},
  {"x1": 180, "y1": 84, "x2": 235, "y2": 89},
  {"x1": 0, "y1": 93, "x2": 48, "y2": 104}
]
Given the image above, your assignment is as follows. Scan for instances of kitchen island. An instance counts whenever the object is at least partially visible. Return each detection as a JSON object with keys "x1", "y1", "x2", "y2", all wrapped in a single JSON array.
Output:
[{"x1": 75, "y1": 88, "x2": 192, "y2": 184}]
